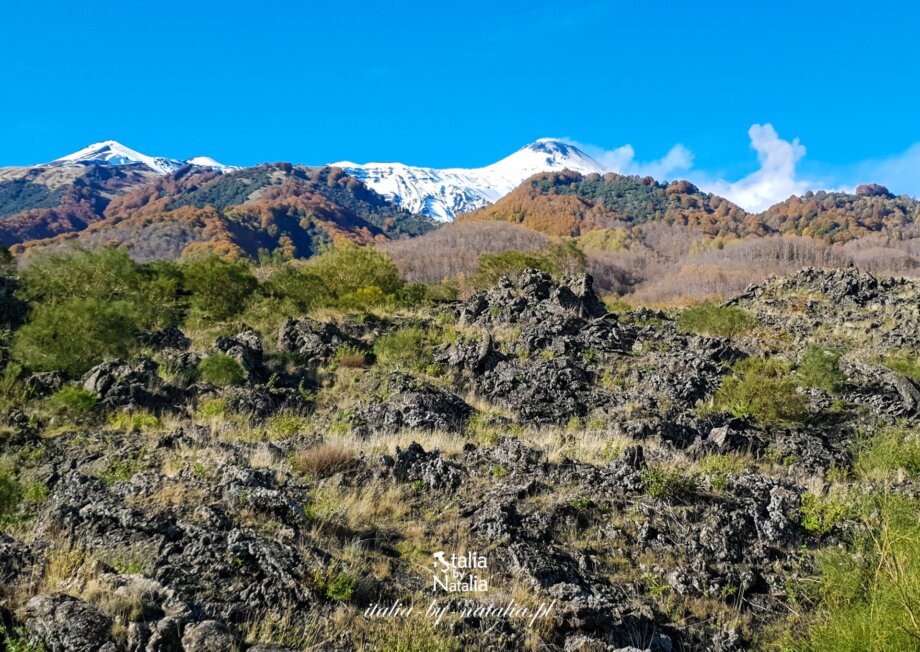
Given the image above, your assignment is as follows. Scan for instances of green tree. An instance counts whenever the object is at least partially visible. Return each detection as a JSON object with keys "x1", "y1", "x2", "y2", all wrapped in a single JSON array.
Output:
[
  {"x1": 308, "y1": 244, "x2": 402, "y2": 299},
  {"x1": 12, "y1": 298, "x2": 138, "y2": 375},
  {"x1": 262, "y1": 265, "x2": 332, "y2": 311},
  {"x1": 18, "y1": 248, "x2": 142, "y2": 305},
  {"x1": 182, "y1": 255, "x2": 258, "y2": 322}
]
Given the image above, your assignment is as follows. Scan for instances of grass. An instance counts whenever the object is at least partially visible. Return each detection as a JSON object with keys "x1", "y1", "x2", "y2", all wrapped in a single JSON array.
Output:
[
  {"x1": 697, "y1": 454, "x2": 750, "y2": 491},
  {"x1": 108, "y1": 410, "x2": 162, "y2": 433},
  {"x1": 854, "y1": 425, "x2": 920, "y2": 482},
  {"x1": 333, "y1": 345, "x2": 369, "y2": 368},
  {"x1": 880, "y1": 352, "x2": 920, "y2": 383},
  {"x1": 676, "y1": 302, "x2": 757, "y2": 338},
  {"x1": 790, "y1": 492, "x2": 920, "y2": 651},
  {"x1": 372, "y1": 327, "x2": 437, "y2": 373},
  {"x1": 0, "y1": 467, "x2": 22, "y2": 521},
  {"x1": 97, "y1": 452, "x2": 146, "y2": 487},
  {"x1": 292, "y1": 443, "x2": 357, "y2": 479},
  {"x1": 47, "y1": 385, "x2": 97, "y2": 418}
]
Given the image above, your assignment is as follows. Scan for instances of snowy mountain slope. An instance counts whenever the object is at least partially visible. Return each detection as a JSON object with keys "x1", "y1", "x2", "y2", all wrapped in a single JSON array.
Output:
[
  {"x1": 50, "y1": 141, "x2": 236, "y2": 174},
  {"x1": 331, "y1": 139, "x2": 607, "y2": 221}
]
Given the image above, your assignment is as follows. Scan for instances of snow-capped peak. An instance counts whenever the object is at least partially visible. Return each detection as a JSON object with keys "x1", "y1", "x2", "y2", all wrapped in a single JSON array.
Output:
[
  {"x1": 331, "y1": 139, "x2": 606, "y2": 221},
  {"x1": 50, "y1": 141, "x2": 235, "y2": 174},
  {"x1": 186, "y1": 156, "x2": 237, "y2": 171}
]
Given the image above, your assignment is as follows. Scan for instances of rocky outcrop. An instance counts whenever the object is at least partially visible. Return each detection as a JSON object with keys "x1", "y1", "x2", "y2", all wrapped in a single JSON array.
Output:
[
  {"x1": 24, "y1": 593, "x2": 115, "y2": 651},
  {"x1": 277, "y1": 317, "x2": 364, "y2": 365},
  {"x1": 351, "y1": 372, "x2": 473, "y2": 434}
]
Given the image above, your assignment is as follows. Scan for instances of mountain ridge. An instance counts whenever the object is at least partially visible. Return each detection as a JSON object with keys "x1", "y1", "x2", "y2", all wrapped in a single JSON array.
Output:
[
  {"x1": 46, "y1": 140, "x2": 236, "y2": 174},
  {"x1": 331, "y1": 139, "x2": 607, "y2": 220}
]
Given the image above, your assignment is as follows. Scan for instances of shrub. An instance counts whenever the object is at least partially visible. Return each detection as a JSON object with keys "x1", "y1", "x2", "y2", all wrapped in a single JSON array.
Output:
[
  {"x1": 265, "y1": 414, "x2": 312, "y2": 439},
  {"x1": 372, "y1": 328, "x2": 434, "y2": 372},
  {"x1": 314, "y1": 564, "x2": 357, "y2": 602},
  {"x1": 17, "y1": 248, "x2": 142, "y2": 305},
  {"x1": 471, "y1": 249, "x2": 564, "y2": 290},
  {"x1": 292, "y1": 443, "x2": 356, "y2": 479},
  {"x1": 0, "y1": 362, "x2": 27, "y2": 412},
  {"x1": 642, "y1": 467, "x2": 698, "y2": 501},
  {"x1": 308, "y1": 244, "x2": 403, "y2": 301},
  {"x1": 16, "y1": 249, "x2": 182, "y2": 331},
  {"x1": 261, "y1": 266, "x2": 331, "y2": 312},
  {"x1": 0, "y1": 468, "x2": 22, "y2": 520},
  {"x1": 197, "y1": 354, "x2": 246, "y2": 387},
  {"x1": 710, "y1": 357, "x2": 809, "y2": 426},
  {"x1": 881, "y1": 352, "x2": 920, "y2": 383},
  {"x1": 794, "y1": 493, "x2": 920, "y2": 650},
  {"x1": 797, "y1": 346, "x2": 844, "y2": 392},
  {"x1": 337, "y1": 285, "x2": 388, "y2": 311},
  {"x1": 182, "y1": 255, "x2": 258, "y2": 322},
  {"x1": 677, "y1": 302, "x2": 757, "y2": 338},
  {"x1": 47, "y1": 385, "x2": 98, "y2": 418},
  {"x1": 108, "y1": 410, "x2": 162, "y2": 433},
  {"x1": 195, "y1": 398, "x2": 228, "y2": 419},
  {"x1": 799, "y1": 492, "x2": 853, "y2": 536},
  {"x1": 333, "y1": 346, "x2": 368, "y2": 368},
  {"x1": 12, "y1": 298, "x2": 138, "y2": 374}
]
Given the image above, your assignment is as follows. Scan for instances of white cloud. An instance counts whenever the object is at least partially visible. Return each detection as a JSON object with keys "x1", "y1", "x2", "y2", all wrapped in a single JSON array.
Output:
[
  {"x1": 567, "y1": 125, "x2": 920, "y2": 213},
  {"x1": 564, "y1": 139, "x2": 694, "y2": 179},
  {"x1": 699, "y1": 124, "x2": 812, "y2": 212}
]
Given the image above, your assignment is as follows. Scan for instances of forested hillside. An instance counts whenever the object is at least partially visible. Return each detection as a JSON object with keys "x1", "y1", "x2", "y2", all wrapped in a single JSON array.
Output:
[{"x1": 7, "y1": 164, "x2": 434, "y2": 261}]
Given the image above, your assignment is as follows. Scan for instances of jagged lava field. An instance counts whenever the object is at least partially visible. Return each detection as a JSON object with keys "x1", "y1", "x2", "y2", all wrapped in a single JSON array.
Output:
[{"x1": 1, "y1": 247, "x2": 919, "y2": 650}]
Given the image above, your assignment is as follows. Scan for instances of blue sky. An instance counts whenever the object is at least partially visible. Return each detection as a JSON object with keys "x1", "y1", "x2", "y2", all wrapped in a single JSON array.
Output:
[{"x1": 2, "y1": 1, "x2": 919, "y2": 208}]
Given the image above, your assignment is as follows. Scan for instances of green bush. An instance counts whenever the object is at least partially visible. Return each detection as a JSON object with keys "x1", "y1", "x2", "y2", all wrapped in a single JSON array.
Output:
[
  {"x1": 308, "y1": 244, "x2": 402, "y2": 301},
  {"x1": 881, "y1": 352, "x2": 920, "y2": 383},
  {"x1": 108, "y1": 410, "x2": 162, "y2": 433},
  {"x1": 262, "y1": 266, "x2": 332, "y2": 312},
  {"x1": 12, "y1": 298, "x2": 138, "y2": 375},
  {"x1": 793, "y1": 493, "x2": 920, "y2": 650},
  {"x1": 642, "y1": 467, "x2": 698, "y2": 501},
  {"x1": 800, "y1": 491, "x2": 853, "y2": 536},
  {"x1": 182, "y1": 255, "x2": 258, "y2": 322},
  {"x1": 474, "y1": 250, "x2": 550, "y2": 288},
  {"x1": 0, "y1": 362, "x2": 27, "y2": 412},
  {"x1": 18, "y1": 248, "x2": 142, "y2": 305},
  {"x1": 677, "y1": 302, "x2": 757, "y2": 338},
  {"x1": 797, "y1": 346, "x2": 844, "y2": 392},
  {"x1": 0, "y1": 468, "x2": 22, "y2": 520},
  {"x1": 47, "y1": 385, "x2": 98, "y2": 418},
  {"x1": 372, "y1": 327, "x2": 435, "y2": 372},
  {"x1": 710, "y1": 357, "x2": 809, "y2": 426},
  {"x1": 195, "y1": 398, "x2": 228, "y2": 419},
  {"x1": 197, "y1": 354, "x2": 246, "y2": 387},
  {"x1": 17, "y1": 249, "x2": 182, "y2": 331}
]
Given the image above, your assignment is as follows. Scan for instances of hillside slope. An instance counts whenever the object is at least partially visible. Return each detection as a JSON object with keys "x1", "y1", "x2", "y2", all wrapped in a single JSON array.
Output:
[
  {"x1": 460, "y1": 169, "x2": 762, "y2": 237},
  {"x1": 10, "y1": 165, "x2": 435, "y2": 261}
]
